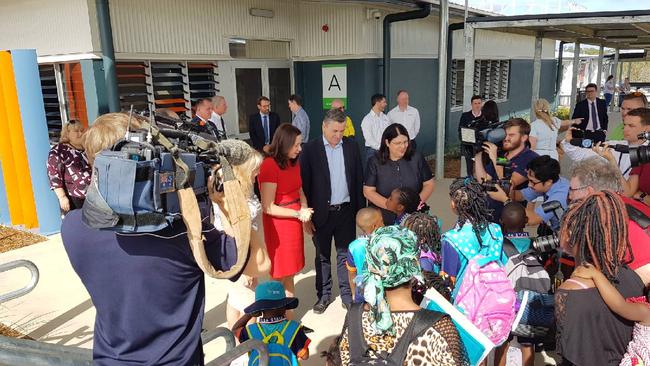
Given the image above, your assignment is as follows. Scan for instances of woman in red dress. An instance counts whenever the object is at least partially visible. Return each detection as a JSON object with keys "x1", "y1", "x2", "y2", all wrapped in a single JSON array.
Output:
[{"x1": 258, "y1": 123, "x2": 313, "y2": 302}]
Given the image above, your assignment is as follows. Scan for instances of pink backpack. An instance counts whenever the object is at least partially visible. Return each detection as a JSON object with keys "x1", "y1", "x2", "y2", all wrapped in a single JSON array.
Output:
[{"x1": 453, "y1": 255, "x2": 516, "y2": 345}]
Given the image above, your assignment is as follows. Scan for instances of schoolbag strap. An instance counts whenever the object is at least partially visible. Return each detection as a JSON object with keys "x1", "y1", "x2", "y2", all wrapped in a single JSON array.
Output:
[
  {"x1": 280, "y1": 320, "x2": 301, "y2": 348},
  {"x1": 388, "y1": 309, "x2": 444, "y2": 364},
  {"x1": 347, "y1": 303, "x2": 370, "y2": 363},
  {"x1": 247, "y1": 323, "x2": 264, "y2": 341},
  {"x1": 502, "y1": 237, "x2": 519, "y2": 258}
]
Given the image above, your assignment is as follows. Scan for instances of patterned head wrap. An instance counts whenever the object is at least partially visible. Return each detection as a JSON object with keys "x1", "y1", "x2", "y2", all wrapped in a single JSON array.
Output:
[{"x1": 362, "y1": 225, "x2": 421, "y2": 334}]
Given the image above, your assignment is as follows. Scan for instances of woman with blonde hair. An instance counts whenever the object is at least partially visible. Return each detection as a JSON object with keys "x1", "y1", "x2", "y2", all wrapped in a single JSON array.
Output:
[
  {"x1": 47, "y1": 120, "x2": 92, "y2": 214},
  {"x1": 529, "y1": 99, "x2": 581, "y2": 159}
]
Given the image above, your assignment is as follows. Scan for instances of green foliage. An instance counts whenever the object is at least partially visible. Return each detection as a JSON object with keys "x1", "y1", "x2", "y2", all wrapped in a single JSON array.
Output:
[{"x1": 553, "y1": 106, "x2": 571, "y2": 120}]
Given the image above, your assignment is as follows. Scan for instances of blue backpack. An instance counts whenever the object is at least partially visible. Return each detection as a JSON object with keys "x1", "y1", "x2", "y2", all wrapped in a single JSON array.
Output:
[{"x1": 246, "y1": 321, "x2": 301, "y2": 366}]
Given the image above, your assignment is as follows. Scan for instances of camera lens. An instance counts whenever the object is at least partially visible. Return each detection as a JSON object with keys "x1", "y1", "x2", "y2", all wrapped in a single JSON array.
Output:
[
  {"x1": 630, "y1": 145, "x2": 650, "y2": 167},
  {"x1": 533, "y1": 234, "x2": 560, "y2": 253}
]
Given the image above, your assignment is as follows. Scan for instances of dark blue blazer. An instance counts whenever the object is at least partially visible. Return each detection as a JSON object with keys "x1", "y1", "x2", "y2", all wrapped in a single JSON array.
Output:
[
  {"x1": 571, "y1": 98, "x2": 609, "y2": 131},
  {"x1": 248, "y1": 112, "x2": 280, "y2": 151}
]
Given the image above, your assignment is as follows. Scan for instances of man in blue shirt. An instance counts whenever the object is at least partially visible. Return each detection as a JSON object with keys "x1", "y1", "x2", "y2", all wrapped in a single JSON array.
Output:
[
  {"x1": 289, "y1": 94, "x2": 310, "y2": 143},
  {"x1": 490, "y1": 155, "x2": 569, "y2": 232},
  {"x1": 301, "y1": 109, "x2": 364, "y2": 313},
  {"x1": 474, "y1": 118, "x2": 539, "y2": 222}
]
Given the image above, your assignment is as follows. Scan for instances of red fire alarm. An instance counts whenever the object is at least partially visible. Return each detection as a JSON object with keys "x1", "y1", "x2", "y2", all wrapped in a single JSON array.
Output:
[{"x1": 322, "y1": 24, "x2": 329, "y2": 32}]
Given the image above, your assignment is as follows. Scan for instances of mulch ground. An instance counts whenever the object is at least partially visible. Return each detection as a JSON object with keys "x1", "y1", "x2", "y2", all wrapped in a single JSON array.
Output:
[
  {"x1": 0, "y1": 225, "x2": 47, "y2": 254},
  {"x1": 427, "y1": 156, "x2": 462, "y2": 178},
  {"x1": 0, "y1": 323, "x2": 32, "y2": 339}
]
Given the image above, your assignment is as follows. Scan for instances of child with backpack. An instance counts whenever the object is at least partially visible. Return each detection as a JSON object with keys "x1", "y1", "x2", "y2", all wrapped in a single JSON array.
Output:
[
  {"x1": 232, "y1": 281, "x2": 310, "y2": 366},
  {"x1": 401, "y1": 212, "x2": 442, "y2": 274},
  {"x1": 385, "y1": 187, "x2": 430, "y2": 225},
  {"x1": 573, "y1": 264, "x2": 650, "y2": 366},
  {"x1": 346, "y1": 207, "x2": 385, "y2": 304},
  {"x1": 440, "y1": 177, "x2": 516, "y2": 346},
  {"x1": 494, "y1": 202, "x2": 547, "y2": 366}
]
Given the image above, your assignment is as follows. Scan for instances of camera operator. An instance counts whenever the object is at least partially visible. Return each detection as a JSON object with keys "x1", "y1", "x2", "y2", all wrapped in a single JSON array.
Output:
[
  {"x1": 560, "y1": 93, "x2": 649, "y2": 179},
  {"x1": 61, "y1": 112, "x2": 235, "y2": 365},
  {"x1": 591, "y1": 108, "x2": 650, "y2": 206},
  {"x1": 568, "y1": 157, "x2": 650, "y2": 286},
  {"x1": 489, "y1": 155, "x2": 569, "y2": 232},
  {"x1": 474, "y1": 118, "x2": 539, "y2": 222}
]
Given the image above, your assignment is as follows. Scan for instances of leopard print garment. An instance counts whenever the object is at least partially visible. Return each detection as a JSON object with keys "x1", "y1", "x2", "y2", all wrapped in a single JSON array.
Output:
[{"x1": 338, "y1": 310, "x2": 468, "y2": 365}]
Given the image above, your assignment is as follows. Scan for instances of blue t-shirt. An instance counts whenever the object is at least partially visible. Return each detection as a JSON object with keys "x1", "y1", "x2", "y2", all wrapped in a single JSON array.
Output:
[
  {"x1": 520, "y1": 176, "x2": 569, "y2": 231},
  {"x1": 484, "y1": 148, "x2": 539, "y2": 222},
  {"x1": 347, "y1": 237, "x2": 369, "y2": 303},
  {"x1": 61, "y1": 209, "x2": 231, "y2": 366}
]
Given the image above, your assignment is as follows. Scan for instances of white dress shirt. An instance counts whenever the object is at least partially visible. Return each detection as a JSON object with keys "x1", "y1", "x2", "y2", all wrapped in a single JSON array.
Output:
[
  {"x1": 586, "y1": 99, "x2": 601, "y2": 131},
  {"x1": 210, "y1": 111, "x2": 227, "y2": 136},
  {"x1": 387, "y1": 105, "x2": 420, "y2": 140},
  {"x1": 361, "y1": 110, "x2": 391, "y2": 150}
]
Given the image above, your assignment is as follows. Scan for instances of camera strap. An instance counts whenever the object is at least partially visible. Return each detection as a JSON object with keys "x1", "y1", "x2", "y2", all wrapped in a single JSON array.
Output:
[
  {"x1": 626, "y1": 203, "x2": 650, "y2": 230},
  {"x1": 142, "y1": 119, "x2": 252, "y2": 279}
]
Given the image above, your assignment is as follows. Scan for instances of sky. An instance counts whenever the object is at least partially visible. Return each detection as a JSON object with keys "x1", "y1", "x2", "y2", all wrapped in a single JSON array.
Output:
[{"x1": 450, "y1": 0, "x2": 648, "y2": 15}]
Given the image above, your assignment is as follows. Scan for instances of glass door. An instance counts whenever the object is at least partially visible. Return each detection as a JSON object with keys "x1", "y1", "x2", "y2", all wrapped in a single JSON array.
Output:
[{"x1": 220, "y1": 60, "x2": 293, "y2": 140}]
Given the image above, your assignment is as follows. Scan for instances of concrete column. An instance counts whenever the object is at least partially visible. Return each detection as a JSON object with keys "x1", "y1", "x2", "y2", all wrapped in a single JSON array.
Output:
[
  {"x1": 611, "y1": 48, "x2": 620, "y2": 111},
  {"x1": 570, "y1": 42, "x2": 581, "y2": 116},
  {"x1": 531, "y1": 34, "x2": 543, "y2": 122},
  {"x1": 435, "y1": 0, "x2": 449, "y2": 179},
  {"x1": 596, "y1": 45, "x2": 604, "y2": 94},
  {"x1": 462, "y1": 24, "x2": 475, "y2": 111},
  {"x1": 81, "y1": 59, "x2": 109, "y2": 124}
]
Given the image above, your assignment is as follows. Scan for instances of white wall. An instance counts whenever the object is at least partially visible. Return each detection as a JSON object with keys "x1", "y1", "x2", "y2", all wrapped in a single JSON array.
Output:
[
  {"x1": 0, "y1": 0, "x2": 556, "y2": 61},
  {"x1": 0, "y1": 0, "x2": 96, "y2": 57}
]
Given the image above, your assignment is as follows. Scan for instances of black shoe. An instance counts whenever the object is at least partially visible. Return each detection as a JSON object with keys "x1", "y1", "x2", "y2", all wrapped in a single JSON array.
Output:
[
  {"x1": 302, "y1": 325, "x2": 314, "y2": 334},
  {"x1": 313, "y1": 297, "x2": 333, "y2": 314}
]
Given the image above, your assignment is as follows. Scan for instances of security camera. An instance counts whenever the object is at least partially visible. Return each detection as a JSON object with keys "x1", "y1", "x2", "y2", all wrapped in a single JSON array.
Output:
[{"x1": 367, "y1": 9, "x2": 382, "y2": 20}]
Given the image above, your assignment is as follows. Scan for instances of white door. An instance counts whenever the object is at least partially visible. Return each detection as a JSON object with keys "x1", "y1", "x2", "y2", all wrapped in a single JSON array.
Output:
[{"x1": 218, "y1": 60, "x2": 293, "y2": 140}]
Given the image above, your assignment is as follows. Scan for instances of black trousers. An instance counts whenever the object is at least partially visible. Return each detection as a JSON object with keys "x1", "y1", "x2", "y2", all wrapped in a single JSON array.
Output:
[
  {"x1": 313, "y1": 204, "x2": 355, "y2": 304},
  {"x1": 461, "y1": 144, "x2": 475, "y2": 177}
]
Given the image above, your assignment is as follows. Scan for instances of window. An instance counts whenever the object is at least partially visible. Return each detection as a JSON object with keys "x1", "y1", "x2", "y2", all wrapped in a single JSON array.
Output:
[
  {"x1": 450, "y1": 59, "x2": 510, "y2": 108},
  {"x1": 116, "y1": 61, "x2": 152, "y2": 112},
  {"x1": 39, "y1": 64, "x2": 63, "y2": 143},
  {"x1": 151, "y1": 62, "x2": 189, "y2": 114},
  {"x1": 188, "y1": 62, "x2": 219, "y2": 106}
]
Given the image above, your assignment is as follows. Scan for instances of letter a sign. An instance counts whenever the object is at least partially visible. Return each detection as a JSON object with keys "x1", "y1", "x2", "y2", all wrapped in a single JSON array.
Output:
[{"x1": 322, "y1": 64, "x2": 347, "y2": 109}]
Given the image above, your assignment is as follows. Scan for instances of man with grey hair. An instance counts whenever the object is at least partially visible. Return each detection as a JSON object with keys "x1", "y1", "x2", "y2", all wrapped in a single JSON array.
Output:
[
  {"x1": 300, "y1": 109, "x2": 364, "y2": 312},
  {"x1": 569, "y1": 156, "x2": 650, "y2": 286},
  {"x1": 210, "y1": 95, "x2": 228, "y2": 139}
]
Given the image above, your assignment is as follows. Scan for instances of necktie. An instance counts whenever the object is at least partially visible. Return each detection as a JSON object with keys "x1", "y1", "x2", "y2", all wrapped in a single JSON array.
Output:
[
  {"x1": 220, "y1": 117, "x2": 227, "y2": 138},
  {"x1": 263, "y1": 115, "x2": 270, "y2": 144},
  {"x1": 590, "y1": 101, "x2": 598, "y2": 130}
]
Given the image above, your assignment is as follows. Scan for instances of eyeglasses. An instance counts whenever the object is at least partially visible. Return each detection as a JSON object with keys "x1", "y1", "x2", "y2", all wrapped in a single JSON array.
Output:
[
  {"x1": 528, "y1": 178, "x2": 543, "y2": 186},
  {"x1": 569, "y1": 185, "x2": 589, "y2": 192}
]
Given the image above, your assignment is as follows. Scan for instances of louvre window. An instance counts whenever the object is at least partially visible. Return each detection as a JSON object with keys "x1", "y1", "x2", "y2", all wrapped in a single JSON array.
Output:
[
  {"x1": 39, "y1": 64, "x2": 63, "y2": 143},
  {"x1": 151, "y1": 62, "x2": 189, "y2": 114},
  {"x1": 450, "y1": 59, "x2": 510, "y2": 107},
  {"x1": 188, "y1": 62, "x2": 219, "y2": 106},
  {"x1": 116, "y1": 62, "x2": 152, "y2": 112}
]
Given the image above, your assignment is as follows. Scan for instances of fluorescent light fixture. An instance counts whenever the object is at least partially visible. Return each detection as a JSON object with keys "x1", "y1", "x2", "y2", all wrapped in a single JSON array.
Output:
[{"x1": 249, "y1": 8, "x2": 274, "y2": 18}]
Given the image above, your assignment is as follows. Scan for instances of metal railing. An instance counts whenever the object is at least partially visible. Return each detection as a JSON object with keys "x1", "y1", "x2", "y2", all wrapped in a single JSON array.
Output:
[
  {"x1": 208, "y1": 339, "x2": 269, "y2": 366},
  {"x1": 0, "y1": 260, "x2": 268, "y2": 366},
  {"x1": 0, "y1": 259, "x2": 39, "y2": 304}
]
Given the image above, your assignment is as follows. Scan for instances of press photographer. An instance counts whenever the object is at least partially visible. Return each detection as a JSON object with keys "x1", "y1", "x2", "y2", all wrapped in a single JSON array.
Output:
[
  {"x1": 61, "y1": 112, "x2": 253, "y2": 365},
  {"x1": 473, "y1": 118, "x2": 539, "y2": 222},
  {"x1": 560, "y1": 94, "x2": 649, "y2": 179},
  {"x1": 489, "y1": 155, "x2": 569, "y2": 232},
  {"x1": 591, "y1": 108, "x2": 650, "y2": 206}
]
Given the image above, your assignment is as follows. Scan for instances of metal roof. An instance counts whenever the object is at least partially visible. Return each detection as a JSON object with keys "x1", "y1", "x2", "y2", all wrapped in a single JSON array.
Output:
[{"x1": 465, "y1": 10, "x2": 650, "y2": 51}]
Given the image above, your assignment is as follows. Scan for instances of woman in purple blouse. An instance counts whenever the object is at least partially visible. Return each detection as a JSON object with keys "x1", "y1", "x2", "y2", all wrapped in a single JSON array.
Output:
[{"x1": 47, "y1": 120, "x2": 91, "y2": 214}]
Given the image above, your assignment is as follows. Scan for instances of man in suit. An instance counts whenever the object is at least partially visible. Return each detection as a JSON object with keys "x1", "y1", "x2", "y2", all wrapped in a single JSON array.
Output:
[
  {"x1": 301, "y1": 109, "x2": 364, "y2": 313},
  {"x1": 188, "y1": 98, "x2": 220, "y2": 138},
  {"x1": 210, "y1": 95, "x2": 228, "y2": 139},
  {"x1": 572, "y1": 83, "x2": 609, "y2": 131},
  {"x1": 248, "y1": 96, "x2": 280, "y2": 152},
  {"x1": 458, "y1": 95, "x2": 483, "y2": 174}
]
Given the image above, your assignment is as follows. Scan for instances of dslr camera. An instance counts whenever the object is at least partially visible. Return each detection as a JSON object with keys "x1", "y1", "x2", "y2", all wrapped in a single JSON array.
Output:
[
  {"x1": 568, "y1": 129, "x2": 606, "y2": 149},
  {"x1": 530, "y1": 201, "x2": 565, "y2": 254}
]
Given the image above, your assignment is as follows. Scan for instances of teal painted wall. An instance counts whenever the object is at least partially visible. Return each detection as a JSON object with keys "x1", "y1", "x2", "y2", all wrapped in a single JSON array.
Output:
[
  {"x1": 294, "y1": 58, "x2": 557, "y2": 156},
  {"x1": 81, "y1": 59, "x2": 109, "y2": 124}
]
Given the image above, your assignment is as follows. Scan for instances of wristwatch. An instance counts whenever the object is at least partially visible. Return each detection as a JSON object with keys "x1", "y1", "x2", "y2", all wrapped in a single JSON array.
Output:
[{"x1": 636, "y1": 192, "x2": 647, "y2": 202}]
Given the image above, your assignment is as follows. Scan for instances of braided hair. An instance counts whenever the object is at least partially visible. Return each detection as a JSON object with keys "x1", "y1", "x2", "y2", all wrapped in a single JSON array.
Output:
[
  {"x1": 394, "y1": 187, "x2": 430, "y2": 214},
  {"x1": 449, "y1": 177, "x2": 494, "y2": 245},
  {"x1": 560, "y1": 190, "x2": 631, "y2": 282},
  {"x1": 411, "y1": 271, "x2": 452, "y2": 304},
  {"x1": 402, "y1": 213, "x2": 441, "y2": 254}
]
